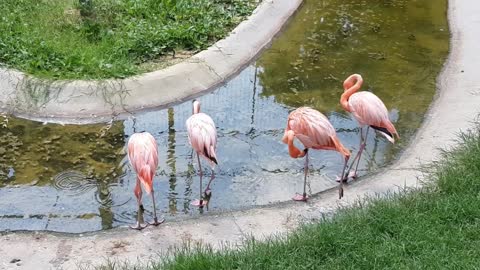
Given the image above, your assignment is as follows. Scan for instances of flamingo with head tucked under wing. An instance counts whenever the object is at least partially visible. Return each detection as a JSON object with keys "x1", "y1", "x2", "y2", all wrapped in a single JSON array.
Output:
[
  {"x1": 186, "y1": 99, "x2": 218, "y2": 208},
  {"x1": 282, "y1": 107, "x2": 351, "y2": 200},
  {"x1": 127, "y1": 132, "x2": 164, "y2": 230},
  {"x1": 340, "y1": 74, "x2": 399, "y2": 180}
]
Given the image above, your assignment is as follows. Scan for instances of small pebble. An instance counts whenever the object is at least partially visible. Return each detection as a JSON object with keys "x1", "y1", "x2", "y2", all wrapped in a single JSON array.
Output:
[{"x1": 10, "y1": 258, "x2": 21, "y2": 263}]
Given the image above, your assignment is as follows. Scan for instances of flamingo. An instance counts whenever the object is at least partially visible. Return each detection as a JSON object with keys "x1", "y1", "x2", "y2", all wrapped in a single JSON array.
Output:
[
  {"x1": 186, "y1": 99, "x2": 218, "y2": 208},
  {"x1": 340, "y1": 74, "x2": 399, "y2": 180},
  {"x1": 127, "y1": 132, "x2": 164, "y2": 230},
  {"x1": 282, "y1": 107, "x2": 351, "y2": 200}
]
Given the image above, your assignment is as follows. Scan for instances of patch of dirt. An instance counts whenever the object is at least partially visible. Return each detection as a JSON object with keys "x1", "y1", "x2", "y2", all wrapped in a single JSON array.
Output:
[
  {"x1": 138, "y1": 50, "x2": 196, "y2": 73},
  {"x1": 109, "y1": 240, "x2": 130, "y2": 255}
]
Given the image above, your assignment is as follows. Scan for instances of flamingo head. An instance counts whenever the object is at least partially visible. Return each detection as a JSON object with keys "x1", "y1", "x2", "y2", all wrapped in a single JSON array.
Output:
[
  {"x1": 192, "y1": 99, "x2": 200, "y2": 114},
  {"x1": 285, "y1": 130, "x2": 307, "y2": 158},
  {"x1": 343, "y1": 74, "x2": 363, "y2": 92}
]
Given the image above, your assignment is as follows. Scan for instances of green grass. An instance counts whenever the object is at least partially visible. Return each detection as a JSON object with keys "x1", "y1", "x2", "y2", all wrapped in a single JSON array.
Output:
[
  {"x1": 0, "y1": 0, "x2": 256, "y2": 80},
  {"x1": 92, "y1": 124, "x2": 480, "y2": 270}
]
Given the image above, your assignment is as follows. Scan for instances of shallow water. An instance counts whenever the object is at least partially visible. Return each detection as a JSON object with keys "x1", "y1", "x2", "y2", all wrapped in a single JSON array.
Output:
[{"x1": 0, "y1": 0, "x2": 448, "y2": 232}]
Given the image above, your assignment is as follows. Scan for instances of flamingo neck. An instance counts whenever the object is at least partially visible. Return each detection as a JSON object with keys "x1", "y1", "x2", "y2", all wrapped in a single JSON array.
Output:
[
  {"x1": 193, "y1": 100, "x2": 200, "y2": 114},
  {"x1": 286, "y1": 130, "x2": 305, "y2": 158},
  {"x1": 340, "y1": 74, "x2": 363, "y2": 112}
]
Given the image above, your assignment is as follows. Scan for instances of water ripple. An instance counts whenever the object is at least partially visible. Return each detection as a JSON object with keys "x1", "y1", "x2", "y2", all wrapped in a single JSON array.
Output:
[
  {"x1": 53, "y1": 170, "x2": 96, "y2": 195},
  {"x1": 53, "y1": 170, "x2": 129, "y2": 207}
]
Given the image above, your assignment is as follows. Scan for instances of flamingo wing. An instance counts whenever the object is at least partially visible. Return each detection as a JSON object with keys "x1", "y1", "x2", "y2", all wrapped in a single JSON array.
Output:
[
  {"x1": 349, "y1": 91, "x2": 398, "y2": 142},
  {"x1": 186, "y1": 112, "x2": 218, "y2": 165},
  {"x1": 284, "y1": 107, "x2": 350, "y2": 158},
  {"x1": 287, "y1": 107, "x2": 337, "y2": 148}
]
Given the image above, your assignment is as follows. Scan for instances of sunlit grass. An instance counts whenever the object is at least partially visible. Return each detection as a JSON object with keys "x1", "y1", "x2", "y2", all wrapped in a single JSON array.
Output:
[{"x1": 0, "y1": 0, "x2": 256, "y2": 80}]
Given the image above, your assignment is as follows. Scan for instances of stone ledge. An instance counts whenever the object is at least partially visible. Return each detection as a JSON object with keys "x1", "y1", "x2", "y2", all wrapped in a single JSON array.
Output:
[{"x1": 0, "y1": 0, "x2": 304, "y2": 124}]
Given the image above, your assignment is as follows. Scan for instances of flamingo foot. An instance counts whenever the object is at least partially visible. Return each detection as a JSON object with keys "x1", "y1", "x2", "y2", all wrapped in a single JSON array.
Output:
[
  {"x1": 130, "y1": 222, "x2": 148, "y2": 230},
  {"x1": 335, "y1": 175, "x2": 349, "y2": 183},
  {"x1": 191, "y1": 199, "x2": 208, "y2": 207},
  {"x1": 292, "y1": 193, "x2": 308, "y2": 202},
  {"x1": 148, "y1": 217, "x2": 165, "y2": 226}
]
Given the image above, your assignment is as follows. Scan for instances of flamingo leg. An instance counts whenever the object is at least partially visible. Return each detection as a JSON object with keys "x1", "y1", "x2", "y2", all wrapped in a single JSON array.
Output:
[
  {"x1": 148, "y1": 190, "x2": 165, "y2": 226},
  {"x1": 348, "y1": 127, "x2": 369, "y2": 179},
  {"x1": 293, "y1": 149, "x2": 309, "y2": 201},
  {"x1": 191, "y1": 153, "x2": 206, "y2": 208},
  {"x1": 205, "y1": 169, "x2": 215, "y2": 194},
  {"x1": 130, "y1": 177, "x2": 148, "y2": 230},
  {"x1": 201, "y1": 169, "x2": 215, "y2": 210},
  {"x1": 338, "y1": 156, "x2": 349, "y2": 199}
]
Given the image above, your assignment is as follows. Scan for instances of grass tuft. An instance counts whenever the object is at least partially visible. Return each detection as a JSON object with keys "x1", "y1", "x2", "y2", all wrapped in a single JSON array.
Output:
[{"x1": 0, "y1": 0, "x2": 257, "y2": 80}]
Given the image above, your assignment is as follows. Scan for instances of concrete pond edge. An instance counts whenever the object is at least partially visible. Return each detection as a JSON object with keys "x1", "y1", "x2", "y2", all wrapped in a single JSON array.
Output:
[
  {"x1": 0, "y1": 0, "x2": 303, "y2": 124},
  {"x1": 1, "y1": 0, "x2": 480, "y2": 269}
]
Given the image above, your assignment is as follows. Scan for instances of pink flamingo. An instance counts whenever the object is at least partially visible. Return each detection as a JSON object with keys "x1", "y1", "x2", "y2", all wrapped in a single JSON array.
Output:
[
  {"x1": 127, "y1": 132, "x2": 164, "y2": 230},
  {"x1": 186, "y1": 100, "x2": 218, "y2": 208},
  {"x1": 340, "y1": 74, "x2": 399, "y2": 180},
  {"x1": 283, "y1": 107, "x2": 351, "y2": 201}
]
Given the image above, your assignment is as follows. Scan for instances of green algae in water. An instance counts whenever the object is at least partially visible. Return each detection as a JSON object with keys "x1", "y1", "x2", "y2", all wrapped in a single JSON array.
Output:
[
  {"x1": 257, "y1": 0, "x2": 449, "y2": 160},
  {"x1": 0, "y1": 117, "x2": 125, "y2": 187}
]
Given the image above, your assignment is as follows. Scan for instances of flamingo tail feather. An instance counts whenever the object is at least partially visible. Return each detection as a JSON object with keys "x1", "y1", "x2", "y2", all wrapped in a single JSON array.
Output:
[
  {"x1": 139, "y1": 165, "x2": 154, "y2": 194},
  {"x1": 370, "y1": 125, "x2": 395, "y2": 143},
  {"x1": 330, "y1": 136, "x2": 351, "y2": 158},
  {"x1": 204, "y1": 145, "x2": 218, "y2": 165}
]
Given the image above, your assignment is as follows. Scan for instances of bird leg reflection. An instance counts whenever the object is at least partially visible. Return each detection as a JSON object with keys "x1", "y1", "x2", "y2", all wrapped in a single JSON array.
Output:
[
  {"x1": 130, "y1": 178, "x2": 148, "y2": 230},
  {"x1": 204, "y1": 170, "x2": 215, "y2": 196},
  {"x1": 204, "y1": 189, "x2": 212, "y2": 211},
  {"x1": 191, "y1": 153, "x2": 207, "y2": 208}
]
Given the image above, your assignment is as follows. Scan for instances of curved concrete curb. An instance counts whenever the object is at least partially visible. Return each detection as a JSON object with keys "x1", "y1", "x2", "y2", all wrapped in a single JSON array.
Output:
[
  {"x1": 0, "y1": 0, "x2": 303, "y2": 124},
  {"x1": 1, "y1": 0, "x2": 480, "y2": 269}
]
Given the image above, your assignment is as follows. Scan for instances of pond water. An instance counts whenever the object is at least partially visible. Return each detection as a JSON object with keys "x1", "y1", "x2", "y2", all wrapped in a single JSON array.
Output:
[{"x1": 0, "y1": 0, "x2": 448, "y2": 233}]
